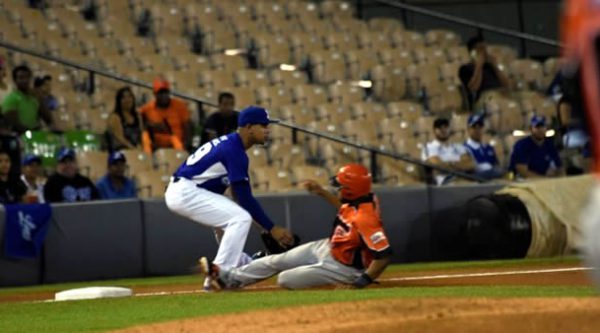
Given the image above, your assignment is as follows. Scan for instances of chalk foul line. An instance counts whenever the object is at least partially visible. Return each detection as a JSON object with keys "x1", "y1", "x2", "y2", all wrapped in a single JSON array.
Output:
[{"x1": 131, "y1": 266, "x2": 594, "y2": 297}]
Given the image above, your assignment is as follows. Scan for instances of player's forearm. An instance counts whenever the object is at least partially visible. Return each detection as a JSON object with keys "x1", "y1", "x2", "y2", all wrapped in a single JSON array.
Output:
[
  {"x1": 317, "y1": 188, "x2": 341, "y2": 208},
  {"x1": 364, "y1": 256, "x2": 391, "y2": 281}
]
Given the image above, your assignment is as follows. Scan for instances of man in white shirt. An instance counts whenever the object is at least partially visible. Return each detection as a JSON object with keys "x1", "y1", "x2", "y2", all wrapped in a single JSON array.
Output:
[
  {"x1": 463, "y1": 114, "x2": 505, "y2": 180},
  {"x1": 422, "y1": 117, "x2": 475, "y2": 185}
]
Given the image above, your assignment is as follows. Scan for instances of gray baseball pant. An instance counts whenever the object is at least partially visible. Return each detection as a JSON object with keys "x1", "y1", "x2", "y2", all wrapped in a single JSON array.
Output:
[{"x1": 218, "y1": 238, "x2": 363, "y2": 289}]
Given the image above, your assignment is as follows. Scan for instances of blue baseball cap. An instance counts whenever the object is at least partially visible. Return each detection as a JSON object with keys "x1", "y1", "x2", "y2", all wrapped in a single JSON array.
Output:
[
  {"x1": 108, "y1": 151, "x2": 127, "y2": 165},
  {"x1": 237, "y1": 106, "x2": 278, "y2": 127},
  {"x1": 56, "y1": 147, "x2": 76, "y2": 162},
  {"x1": 467, "y1": 114, "x2": 485, "y2": 127},
  {"x1": 22, "y1": 154, "x2": 42, "y2": 166},
  {"x1": 530, "y1": 115, "x2": 546, "y2": 127}
]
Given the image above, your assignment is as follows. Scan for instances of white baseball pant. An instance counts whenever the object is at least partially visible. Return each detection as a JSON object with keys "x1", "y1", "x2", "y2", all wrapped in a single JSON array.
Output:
[
  {"x1": 218, "y1": 238, "x2": 362, "y2": 289},
  {"x1": 165, "y1": 177, "x2": 252, "y2": 269}
]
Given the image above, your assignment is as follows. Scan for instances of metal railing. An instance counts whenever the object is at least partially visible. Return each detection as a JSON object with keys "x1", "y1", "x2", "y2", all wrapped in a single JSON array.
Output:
[
  {"x1": 0, "y1": 38, "x2": 486, "y2": 184},
  {"x1": 371, "y1": 0, "x2": 562, "y2": 54}
]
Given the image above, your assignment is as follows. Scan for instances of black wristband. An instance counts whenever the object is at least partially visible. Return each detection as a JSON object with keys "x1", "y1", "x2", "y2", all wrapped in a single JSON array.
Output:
[{"x1": 353, "y1": 273, "x2": 373, "y2": 288}]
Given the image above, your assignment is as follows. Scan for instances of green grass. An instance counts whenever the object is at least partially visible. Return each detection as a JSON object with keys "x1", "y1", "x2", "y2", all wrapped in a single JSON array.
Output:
[
  {"x1": 0, "y1": 257, "x2": 592, "y2": 332},
  {"x1": 0, "y1": 285, "x2": 596, "y2": 333},
  {"x1": 0, "y1": 256, "x2": 583, "y2": 297}
]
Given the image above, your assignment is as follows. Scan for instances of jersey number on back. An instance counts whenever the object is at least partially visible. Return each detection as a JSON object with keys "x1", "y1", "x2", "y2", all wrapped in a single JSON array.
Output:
[{"x1": 186, "y1": 136, "x2": 228, "y2": 165}]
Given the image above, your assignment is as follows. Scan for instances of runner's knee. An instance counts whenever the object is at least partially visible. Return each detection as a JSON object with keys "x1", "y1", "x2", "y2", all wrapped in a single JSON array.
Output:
[{"x1": 277, "y1": 271, "x2": 302, "y2": 289}]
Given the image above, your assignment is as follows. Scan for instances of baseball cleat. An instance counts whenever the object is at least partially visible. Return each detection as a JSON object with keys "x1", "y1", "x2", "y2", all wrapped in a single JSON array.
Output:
[{"x1": 199, "y1": 257, "x2": 224, "y2": 291}]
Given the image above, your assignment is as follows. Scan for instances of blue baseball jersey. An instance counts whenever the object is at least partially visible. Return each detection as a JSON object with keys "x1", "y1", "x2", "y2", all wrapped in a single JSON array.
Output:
[
  {"x1": 464, "y1": 139, "x2": 498, "y2": 172},
  {"x1": 174, "y1": 133, "x2": 249, "y2": 194},
  {"x1": 509, "y1": 136, "x2": 562, "y2": 175}
]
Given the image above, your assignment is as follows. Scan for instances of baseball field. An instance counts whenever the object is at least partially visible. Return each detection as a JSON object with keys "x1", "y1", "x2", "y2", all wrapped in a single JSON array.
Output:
[{"x1": 0, "y1": 256, "x2": 598, "y2": 332}]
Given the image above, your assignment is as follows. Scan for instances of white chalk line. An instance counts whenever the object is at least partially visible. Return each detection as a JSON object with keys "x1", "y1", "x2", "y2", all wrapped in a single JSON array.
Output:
[
  {"x1": 133, "y1": 266, "x2": 595, "y2": 297},
  {"x1": 34, "y1": 266, "x2": 594, "y2": 302}
]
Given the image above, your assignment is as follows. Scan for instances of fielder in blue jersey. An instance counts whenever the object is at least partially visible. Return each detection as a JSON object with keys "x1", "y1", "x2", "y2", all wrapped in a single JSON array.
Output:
[{"x1": 164, "y1": 106, "x2": 294, "y2": 290}]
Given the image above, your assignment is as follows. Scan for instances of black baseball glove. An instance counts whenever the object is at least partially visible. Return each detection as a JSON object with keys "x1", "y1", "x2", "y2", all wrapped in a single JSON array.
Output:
[{"x1": 260, "y1": 231, "x2": 301, "y2": 254}]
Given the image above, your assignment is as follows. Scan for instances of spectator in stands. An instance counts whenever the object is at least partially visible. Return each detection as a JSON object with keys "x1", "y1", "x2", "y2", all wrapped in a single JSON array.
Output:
[
  {"x1": 139, "y1": 78, "x2": 191, "y2": 152},
  {"x1": 459, "y1": 35, "x2": 510, "y2": 110},
  {"x1": 44, "y1": 147, "x2": 99, "y2": 203},
  {"x1": 509, "y1": 115, "x2": 564, "y2": 179},
  {"x1": 0, "y1": 150, "x2": 26, "y2": 204},
  {"x1": 463, "y1": 114, "x2": 504, "y2": 180},
  {"x1": 202, "y1": 92, "x2": 238, "y2": 143},
  {"x1": 422, "y1": 117, "x2": 475, "y2": 185},
  {"x1": 33, "y1": 75, "x2": 58, "y2": 113},
  {"x1": 107, "y1": 87, "x2": 142, "y2": 151},
  {"x1": 96, "y1": 151, "x2": 137, "y2": 200},
  {"x1": 557, "y1": 95, "x2": 588, "y2": 149},
  {"x1": 20, "y1": 154, "x2": 45, "y2": 203},
  {"x1": 0, "y1": 56, "x2": 12, "y2": 102},
  {"x1": 0, "y1": 113, "x2": 21, "y2": 178},
  {"x1": 1, "y1": 65, "x2": 54, "y2": 134}
]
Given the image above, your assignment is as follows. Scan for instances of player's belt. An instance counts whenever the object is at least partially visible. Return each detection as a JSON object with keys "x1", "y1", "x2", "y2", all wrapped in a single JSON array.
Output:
[{"x1": 171, "y1": 176, "x2": 203, "y2": 189}]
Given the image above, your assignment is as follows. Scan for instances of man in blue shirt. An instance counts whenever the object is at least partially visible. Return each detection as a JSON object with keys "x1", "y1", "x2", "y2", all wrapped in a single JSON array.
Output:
[
  {"x1": 463, "y1": 114, "x2": 504, "y2": 180},
  {"x1": 509, "y1": 115, "x2": 564, "y2": 179},
  {"x1": 96, "y1": 151, "x2": 137, "y2": 200},
  {"x1": 164, "y1": 106, "x2": 294, "y2": 290}
]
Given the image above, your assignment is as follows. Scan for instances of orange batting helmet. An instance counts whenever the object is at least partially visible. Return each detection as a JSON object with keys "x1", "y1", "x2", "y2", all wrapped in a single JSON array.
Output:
[{"x1": 331, "y1": 164, "x2": 372, "y2": 201}]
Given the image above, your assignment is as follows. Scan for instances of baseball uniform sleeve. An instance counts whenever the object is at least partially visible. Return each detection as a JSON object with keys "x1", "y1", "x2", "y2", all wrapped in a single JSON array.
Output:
[
  {"x1": 356, "y1": 216, "x2": 391, "y2": 257},
  {"x1": 231, "y1": 181, "x2": 274, "y2": 231}
]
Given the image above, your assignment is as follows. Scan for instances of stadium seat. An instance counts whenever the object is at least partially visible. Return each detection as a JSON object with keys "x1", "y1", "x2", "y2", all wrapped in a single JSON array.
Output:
[
  {"x1": 412, "y1": 46, "x2": 448, "y2": 66},
  {"x1": 516, "y1": 91, "x2": 556, "y2": 120},
  {"x1": 379, "y1": 157, "x2": 423, "y2": 186},
  {"x1": 210, "y1": 54, "x2": 248, "y2": 71},
  {"x1": 309, "y1": 51, "x2": 347, "y2": 83},
  {"x1": 21, "y1": 130, "x2": 62, "y2": 169},
  {"x1": 509, "y1": 59, "x2": 544, "y2": 91},
  {"x1": 251, "y1": 165, "x2": 294, "y2": 193},
  {"x1": 290, "y1": 164, "x2": 330, "y2": 186},
  {"x1": 446, "y1": 46, "x2": 471, "y2": 64},
  {"x1": 319, "y1": 142, "x2": 359, "y2": 171},
  {"x1": 64, "y1": 130, "x2": 102, "y2": 152},
  {"x1": 154, "y1": 148, "x2": 189, "y2": 175},
  {"x1": 390, "y1": 30, "x2": 425, "y2": 48},
  {"x1": 269, "y1": 143, "x2": 306, "y2": 170},
  {"x1": 247, "y1": 146, "x2": 270, "y2": 169},
  {"x1": 315, "y1": 103, "x2": 351, "y2": 125},
  {"x1": 370, "y1": 65, "x2": 407, "y2": 102},
  {"x1": 288, "y1": 32, "x2": 326, "y2": 64},
  {"x1": 345, "y1": 49, "x2": 379, "y2": 80},
  {"x1": 256, "y1": 86, "x2": 293, "y2": 108},
  {"x1": 269, "y1": 69, "x2": 308, "y2": 87},
  {"x1": 135, "y1": 170, "x2": 170, "y2": 199},
  {"x1": 328, "y1": 82, "x2": 364, "y2": 106},
  {"x1": 386, "y1": 101, "x2": 424, "y2": 121},
  {"x1": 252, "y1": 34, "x2": 292, "y2": 68},
  {"x1": 121, "y1": 149, "x2": 154, "y2": 176},
  {"x1": 77, "y1": 150, "x2": 109, "y2": 182},
  {"x1": 425, "y1": 29, "x2": 461, "y2": 47},
  {"x1": 279, "y1": 104, "x2": 316, "y2": 125},
  {"x1": 368, "y1": 17, "x2": 404, "y2": 32},
  {"x1": 350, "y1": 101, "x2": 387, "y2": 123},
  {"x1": 292, "y1": 84, "x2": 329, "y2": 107},
  {"x1": 234, "y1": 69, "x2": 270, "y2": 88},
  {"x1": 378, "y1": 118, "x2": 415, "y2": 143}
]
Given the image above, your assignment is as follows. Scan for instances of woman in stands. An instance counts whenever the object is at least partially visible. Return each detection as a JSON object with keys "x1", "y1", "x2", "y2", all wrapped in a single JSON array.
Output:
[{"x1": 106, "y1": 87, "x2": 142, "y2": 151}]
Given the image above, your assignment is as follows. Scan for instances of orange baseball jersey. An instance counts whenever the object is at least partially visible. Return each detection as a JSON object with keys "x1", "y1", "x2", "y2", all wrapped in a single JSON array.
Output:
[
  {"x1": 139, "y1": 98, "x2": 190, "y2": 148},
  {"x1": 329, "y1": 195, "x2": 391, "y2": 269}
]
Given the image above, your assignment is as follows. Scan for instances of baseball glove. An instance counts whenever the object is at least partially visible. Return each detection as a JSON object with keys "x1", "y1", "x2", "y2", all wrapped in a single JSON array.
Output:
[{"x1": 260, "y1": 231, "x2": 301, "y2": 254}]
